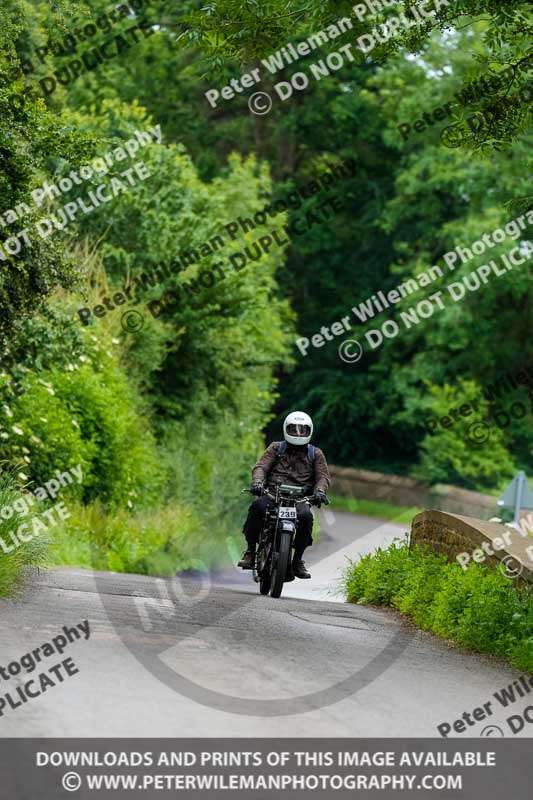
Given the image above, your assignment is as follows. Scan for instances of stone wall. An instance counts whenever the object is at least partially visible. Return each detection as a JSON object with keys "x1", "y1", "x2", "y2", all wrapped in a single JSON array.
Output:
[
  {"x1": 329, "y1": 465, "x2": 497, "y2": 518},
  {"x1": 410, "y1": 509, "x2": 533, "y2": 584}
]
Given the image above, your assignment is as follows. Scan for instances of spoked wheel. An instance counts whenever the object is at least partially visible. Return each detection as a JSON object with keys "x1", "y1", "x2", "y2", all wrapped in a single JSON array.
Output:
[
  {"x1": 270, "y1": 531, "x2": 291, "y2": 598},
  {"x1": 259, "y1": 575, "x2": 270, "y2": 595}
]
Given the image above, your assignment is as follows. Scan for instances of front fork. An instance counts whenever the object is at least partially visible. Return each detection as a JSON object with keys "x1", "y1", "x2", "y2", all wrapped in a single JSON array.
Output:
[
  {"x1": 257, "y1": 516, "x2": 295, "y2": 574},
  {"x1": 273, "y1": 520, "x2": 295, "y2": 567}
]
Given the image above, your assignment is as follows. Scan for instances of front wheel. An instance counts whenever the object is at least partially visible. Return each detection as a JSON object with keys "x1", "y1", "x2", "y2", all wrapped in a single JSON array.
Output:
[
  {"x1": 256, "y1": 541, "x2": 270, "y2": 593},
  {"x1": 270, "y1": 531, "x2": 291, "y2": 598}
]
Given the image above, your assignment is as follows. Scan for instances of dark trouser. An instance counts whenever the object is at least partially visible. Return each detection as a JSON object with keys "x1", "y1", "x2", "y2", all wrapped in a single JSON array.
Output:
[{"x1": 242, "y1": 497, "x2": 313, "y2": 561}]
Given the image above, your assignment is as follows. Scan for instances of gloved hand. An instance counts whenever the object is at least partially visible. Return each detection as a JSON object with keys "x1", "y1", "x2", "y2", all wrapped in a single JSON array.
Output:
[
  {"x1": 250, "y1": 482, "x2": 264, "y2": 496},
  {"x1": 314, "y1": 490, "x2": 329, "y2": 507}
]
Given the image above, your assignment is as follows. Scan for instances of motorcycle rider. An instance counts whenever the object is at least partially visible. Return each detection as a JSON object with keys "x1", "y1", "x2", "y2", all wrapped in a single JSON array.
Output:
[{"x1": 238, "y1": 411, "x2": 330, "y2": 579}]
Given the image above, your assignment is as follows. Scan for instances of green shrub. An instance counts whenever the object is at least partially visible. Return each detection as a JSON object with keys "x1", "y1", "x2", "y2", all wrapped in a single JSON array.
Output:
[
  {"x1": 412, "y1": 379, "x2": 516, "y2": 491},
  {"x1": 160, "y1": 412, "x2": 272, "y2": 553},
  {"x1": 0, "y1": 379, "x2": 96, "y2": 496},
  {"x1": 343, "y1": 541, "x2": 533, "y2": 672},
  {"x1": 392, "y1": 549, "x2": 448, "y2": 627},
  {"x1": 0, "y1": 473, "x2": 49, "y2": 597},
  {"x1": 343, "y1": 537, "x2": 412, "y2": 606},
  {"x1": 51, "y1": 364, "x2": 164, "y2": 507},
  {"x1": 0, "y1": 359, "x2": 165, "y2": 510}
]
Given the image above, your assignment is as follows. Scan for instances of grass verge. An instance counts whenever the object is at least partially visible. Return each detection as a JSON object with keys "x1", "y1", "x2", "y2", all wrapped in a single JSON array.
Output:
[
  {"x1": 48, "y1": 500, "x2": 239, "y2": 575},
  {"x1": 328, "y1": 494, "x2": 423, "y2": 525},
  {"x1": 342, "y1": 539, "x2": 533, "y2": 672}
]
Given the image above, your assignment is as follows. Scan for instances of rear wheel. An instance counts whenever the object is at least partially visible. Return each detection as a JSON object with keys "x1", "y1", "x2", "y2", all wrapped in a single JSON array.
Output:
[
  {"x1": 259, "y1": 576, "x2": 270, "y2": 595},
  {"x1": 270, "y1": 531, "x2": 291, "y2": 598}
]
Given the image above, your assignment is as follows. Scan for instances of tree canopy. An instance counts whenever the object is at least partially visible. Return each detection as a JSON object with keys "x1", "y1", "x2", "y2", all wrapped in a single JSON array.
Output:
[{"x1": 0, "y1": 0, "x2": 531, "y2": 566}]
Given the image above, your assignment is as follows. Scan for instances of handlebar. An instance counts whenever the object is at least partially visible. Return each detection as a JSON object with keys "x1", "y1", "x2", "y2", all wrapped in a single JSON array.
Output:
[{"x1": 241, "y1": 487, "x2": 330, "y2": 506}]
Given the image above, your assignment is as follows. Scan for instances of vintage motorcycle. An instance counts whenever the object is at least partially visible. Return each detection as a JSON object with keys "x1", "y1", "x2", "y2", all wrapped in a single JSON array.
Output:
[{"x1": 242, "y1": 483, "x2": 328, "y2": 598}]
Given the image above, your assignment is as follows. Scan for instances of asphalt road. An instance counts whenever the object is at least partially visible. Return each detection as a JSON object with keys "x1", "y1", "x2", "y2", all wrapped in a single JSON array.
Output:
[{"x1": 0, "y1": 509, "x2": 529, "y2": 738}]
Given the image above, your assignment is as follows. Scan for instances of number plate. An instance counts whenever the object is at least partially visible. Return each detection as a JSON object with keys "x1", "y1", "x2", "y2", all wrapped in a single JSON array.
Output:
[{"x1": 278, "y1": 506, "x2": 297, "y2": 519}]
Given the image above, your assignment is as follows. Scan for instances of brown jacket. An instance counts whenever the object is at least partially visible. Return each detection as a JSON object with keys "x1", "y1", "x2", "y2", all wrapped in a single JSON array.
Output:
[{"x1": 252, "y1": 441, "x2": 331, "y2": 495}]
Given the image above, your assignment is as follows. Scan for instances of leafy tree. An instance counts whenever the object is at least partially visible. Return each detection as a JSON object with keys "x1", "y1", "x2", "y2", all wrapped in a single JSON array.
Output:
[
  {"x1": 178, "y1": 0, "x2": 532, "y2": 155},
  {"x1": 0, "y1": 0, "x2": 97, "y2": 340},
  {"x1": 412, "y1": 379, "x2": 517, "y2": 489}
]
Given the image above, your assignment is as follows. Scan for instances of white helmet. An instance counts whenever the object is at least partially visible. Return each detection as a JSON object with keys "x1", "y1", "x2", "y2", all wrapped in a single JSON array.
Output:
[{"x1": 283, "y1": 411, "x2": 313, "y2": 446}]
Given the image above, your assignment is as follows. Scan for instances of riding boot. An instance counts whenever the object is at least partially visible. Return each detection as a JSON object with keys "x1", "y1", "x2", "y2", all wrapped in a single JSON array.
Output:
[
  {"x1": 292, "y1": 560, "x2": 311, "y2": 579},
  {"x1": 238, "y1": 546, "x2": 256, "y2": 569},
  {"x1": 292, "y1": 545, "x2": 311, "y2": 579}
]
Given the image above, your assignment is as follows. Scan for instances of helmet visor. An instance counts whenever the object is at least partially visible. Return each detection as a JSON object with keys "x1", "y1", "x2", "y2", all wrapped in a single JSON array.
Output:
[{"x1": 286, "y1": 423, "x2": 311, "y2": 438}]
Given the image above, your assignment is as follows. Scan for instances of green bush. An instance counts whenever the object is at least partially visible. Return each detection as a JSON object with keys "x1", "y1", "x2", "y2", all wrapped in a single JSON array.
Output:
[
  {"x1": 412, "y1": 379, "x2": 517, "y2": 491},
  {"x1": 343, "y1": 541, "x2": 533, "y2": 672},
  {"x1": 51, "y1": 363, "x2": 164, "y2": 507},
  {"x1": 342, "y1": 537, "x2": 413, "y2": 606},
  {"x1": 393, "y1": 549, "x2": 448, "y2": 628},
  {"x1": 0, "y1": 474, "x2": 49, "y2": 597},
  {"x1": 0, "y1": 379, "x2": 96, "y2": 495},
  {"x1": 0, "y1": 357, "x2": 165, "y2": 510}
]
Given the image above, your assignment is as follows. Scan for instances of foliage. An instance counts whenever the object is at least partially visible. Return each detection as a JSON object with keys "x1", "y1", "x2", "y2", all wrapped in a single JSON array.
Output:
[
  {"x1": 0, "y1": 472, "x2": 49, "y2": 597},
  {"x1": 179, "y1": 1, "x2": 533, "y2": 151},
  {"x1": 48, "y1": 499, "x2": 204, "y2": 575},
  {"x1": 14, "y1": 1, "x2": 529, "y2": 490},
  {"x1": 0, "y1": 5, "x2": 296, "y2": 593},
  {"x1": 265, "y1": 30, "x2": 532, "y2": 484},
  {"x1": 0, "y1": 308, "x2": 165, "y2": 508},
  {"x1": 0, "y1": 0, "x2": 98, "y2": 340},
  {"x1": 0, "y1": 0, "x2": 531, "y2": 601},
  {"x1": 343, "y1": 540, "x2": 533, "y2": 671},
  {"x1": 412, "y1": 379, "x2": 517, "y2": 489}
]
